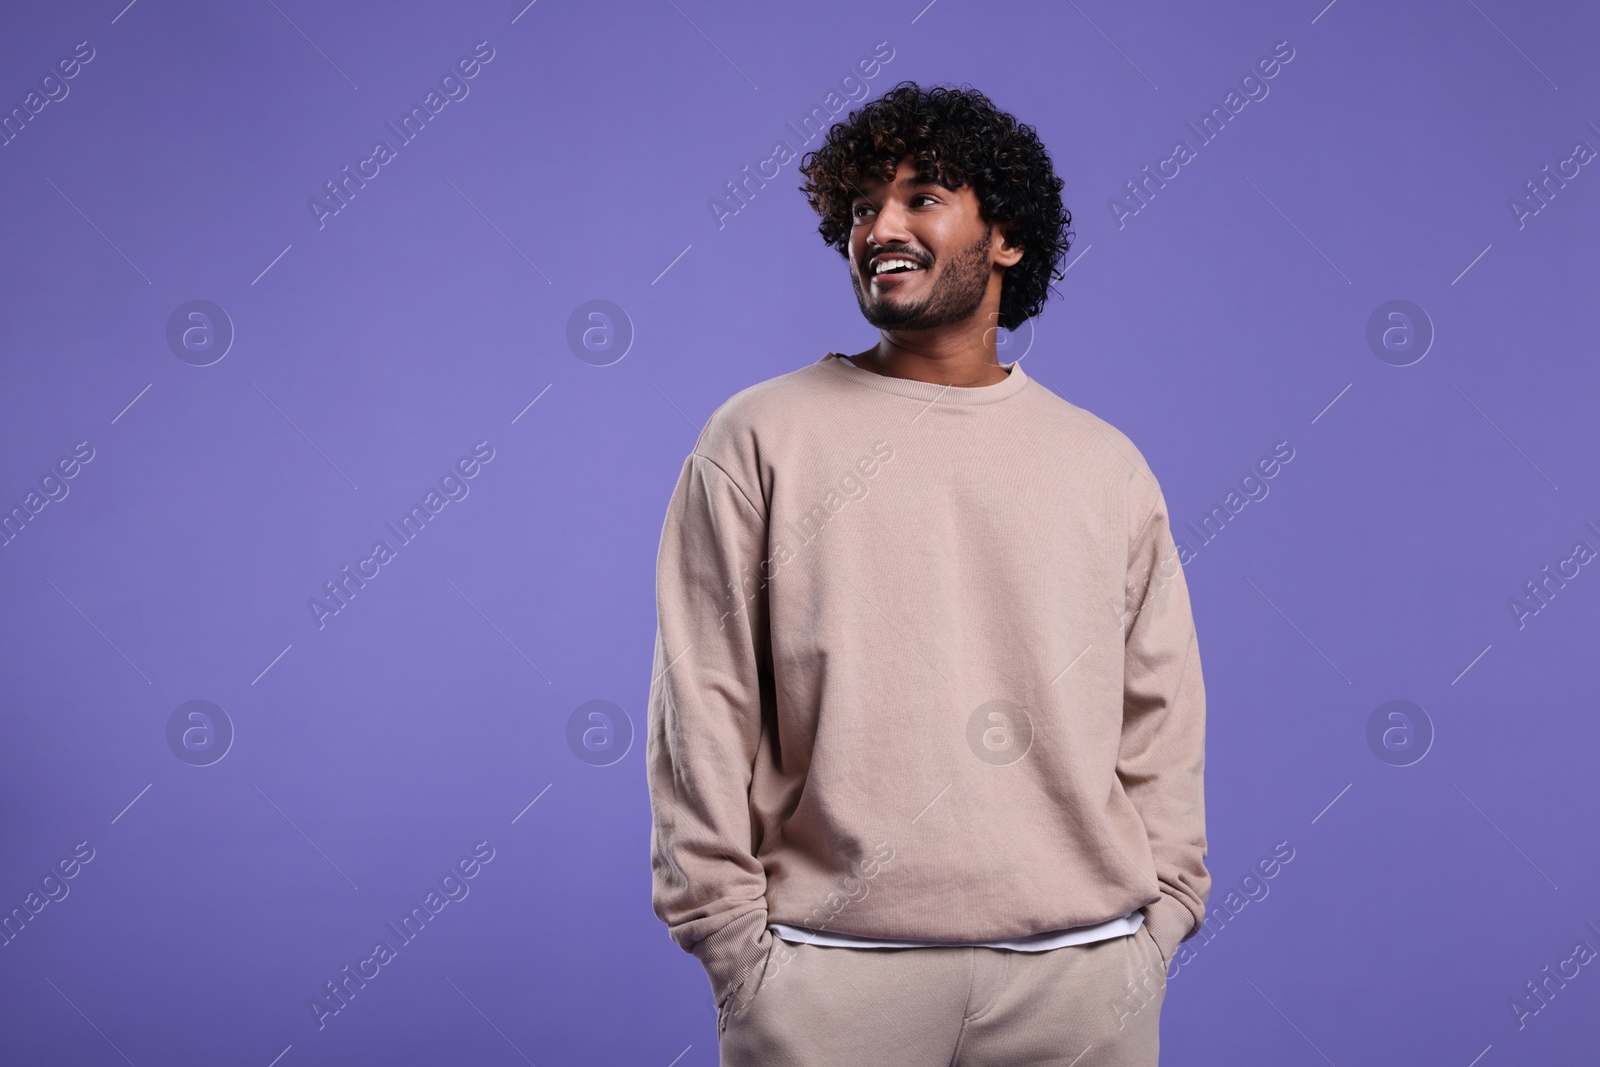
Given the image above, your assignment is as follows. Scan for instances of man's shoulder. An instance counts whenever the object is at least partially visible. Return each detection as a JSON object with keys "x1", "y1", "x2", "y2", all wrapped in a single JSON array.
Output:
[
  {"x1": 1029, "y1": 389, "x2": 1175, "y2": 546},
  {"x1": 691, "y1": 357, "x2": 836, "y2": 465},
  {"x1": 1025, "y1": 378, "x2": 1160, "y2": 489}
]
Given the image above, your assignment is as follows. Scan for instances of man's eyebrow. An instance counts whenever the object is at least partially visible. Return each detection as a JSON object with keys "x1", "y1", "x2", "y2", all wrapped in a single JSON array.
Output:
[{"x1": 850, "y1": 174, "x2": 943, "y2": 202}]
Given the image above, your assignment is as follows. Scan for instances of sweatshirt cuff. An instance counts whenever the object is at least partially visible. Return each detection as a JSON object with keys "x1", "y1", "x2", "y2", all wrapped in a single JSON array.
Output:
[
  {"x1": 1141, "y1": 892, "x2": 1198, "y2": 969},
  {"x1": 688, "y1": 907, "x2": 772, "y2": 1009}
]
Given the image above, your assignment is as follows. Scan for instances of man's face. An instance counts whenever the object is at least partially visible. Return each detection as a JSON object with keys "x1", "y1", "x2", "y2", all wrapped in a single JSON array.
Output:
[{"x1": 847, "y1": 154, "x2": 1011, "y2": 332}]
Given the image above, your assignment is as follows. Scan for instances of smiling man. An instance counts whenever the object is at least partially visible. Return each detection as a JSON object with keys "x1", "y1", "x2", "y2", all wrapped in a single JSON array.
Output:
[
  {"x1": 646, "y1": 81, "x2": 1210, "y2": 1066},
  {"x1": 840, "y1": 146, "x2": 1021, "y2": 383}
]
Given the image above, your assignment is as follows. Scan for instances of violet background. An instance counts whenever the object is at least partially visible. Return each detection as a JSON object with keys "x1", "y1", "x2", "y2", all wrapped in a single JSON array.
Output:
[{"x1": 2, "y1": 0, "x2": 1597, "y2": 1063}]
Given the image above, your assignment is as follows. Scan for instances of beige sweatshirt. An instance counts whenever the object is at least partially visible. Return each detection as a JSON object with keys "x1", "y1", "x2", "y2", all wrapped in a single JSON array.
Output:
[{"x1": 646, "y1": 352, "x2": 1210, "y2": 1011}]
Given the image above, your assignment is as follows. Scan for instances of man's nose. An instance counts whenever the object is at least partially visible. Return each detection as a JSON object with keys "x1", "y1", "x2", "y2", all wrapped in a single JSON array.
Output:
[{"x1": 869, "y1": 200, "x2": 913, "y2": 246}]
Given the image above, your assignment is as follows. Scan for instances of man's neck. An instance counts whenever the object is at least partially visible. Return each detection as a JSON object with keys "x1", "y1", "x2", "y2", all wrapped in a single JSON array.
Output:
[{"x1": 843, "y1": 347, "x2": 1011, "y2": 388}]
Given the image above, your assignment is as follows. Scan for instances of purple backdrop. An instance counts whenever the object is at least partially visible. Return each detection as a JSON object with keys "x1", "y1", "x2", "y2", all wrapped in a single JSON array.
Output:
[{"x1": 2, "y1": 0, "x2": 1597, "y2": 1063}]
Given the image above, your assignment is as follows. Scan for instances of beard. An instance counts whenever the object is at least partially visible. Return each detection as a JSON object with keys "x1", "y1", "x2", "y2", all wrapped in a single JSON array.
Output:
[{"x1": 853, "y1": 224, "x2": 995, "y2": 331}]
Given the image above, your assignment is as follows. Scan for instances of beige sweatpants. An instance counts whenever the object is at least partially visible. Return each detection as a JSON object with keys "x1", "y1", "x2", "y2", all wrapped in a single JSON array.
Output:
[{"x1": 717, "y1": 926, "x2": 1169, "y2": 1066}]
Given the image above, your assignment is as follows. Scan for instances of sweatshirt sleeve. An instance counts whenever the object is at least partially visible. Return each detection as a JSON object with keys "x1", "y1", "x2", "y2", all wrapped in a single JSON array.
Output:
[
  {"x1": 1119, "y1": 483, "x2": 1211, "y2": 967},
  {"x1": 646, "y1": 450, "x2": 775, "y2": 1011}
]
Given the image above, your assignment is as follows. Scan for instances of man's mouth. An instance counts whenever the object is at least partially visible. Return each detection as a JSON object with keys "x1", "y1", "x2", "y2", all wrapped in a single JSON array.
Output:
[{"x1": 869, "y1": 254, "x2": 926, "y2": 281}]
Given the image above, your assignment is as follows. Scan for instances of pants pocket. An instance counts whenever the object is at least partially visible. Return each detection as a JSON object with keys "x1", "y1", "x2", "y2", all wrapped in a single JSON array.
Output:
[{"x1": 1137, "y1": 922, "x2": 1167, "y2": 971}]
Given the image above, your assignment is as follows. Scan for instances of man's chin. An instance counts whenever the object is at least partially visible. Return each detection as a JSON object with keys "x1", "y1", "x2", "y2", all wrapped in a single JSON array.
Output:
[
  {"x1": 863, "y1": 314, "x2": 927, "y2": 330},
  {"x1": 858, "y1": 294, "x2": 923, "y2": 328}
]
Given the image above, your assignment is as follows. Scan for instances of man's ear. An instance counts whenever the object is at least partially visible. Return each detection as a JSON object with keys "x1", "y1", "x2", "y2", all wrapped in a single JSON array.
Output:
[{"x1": 993, "y1": 220, "x2": 1024, "y2": 268}]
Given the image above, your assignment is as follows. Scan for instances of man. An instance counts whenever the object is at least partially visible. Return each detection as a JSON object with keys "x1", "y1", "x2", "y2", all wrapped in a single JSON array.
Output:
[{"x1": 646, "y1": 81, "x2": 1209, "y2": 1066}]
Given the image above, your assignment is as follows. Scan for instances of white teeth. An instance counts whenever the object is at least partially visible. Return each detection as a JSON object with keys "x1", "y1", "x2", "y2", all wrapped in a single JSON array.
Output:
[{"x1": 873, "y1": 257, "x2": 921, "y2": 275}]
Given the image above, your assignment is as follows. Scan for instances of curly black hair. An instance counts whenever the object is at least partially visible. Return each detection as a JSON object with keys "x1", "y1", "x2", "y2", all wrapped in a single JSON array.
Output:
[{"x1": 797, "y1": 81, "x2": 1072, "y2": 332}]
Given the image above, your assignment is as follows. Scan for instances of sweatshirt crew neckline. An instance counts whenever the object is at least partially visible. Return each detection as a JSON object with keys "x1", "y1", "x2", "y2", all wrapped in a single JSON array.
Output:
[{"x1": 820, "y1": 352, "x2": 1029, "y2": 405}]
